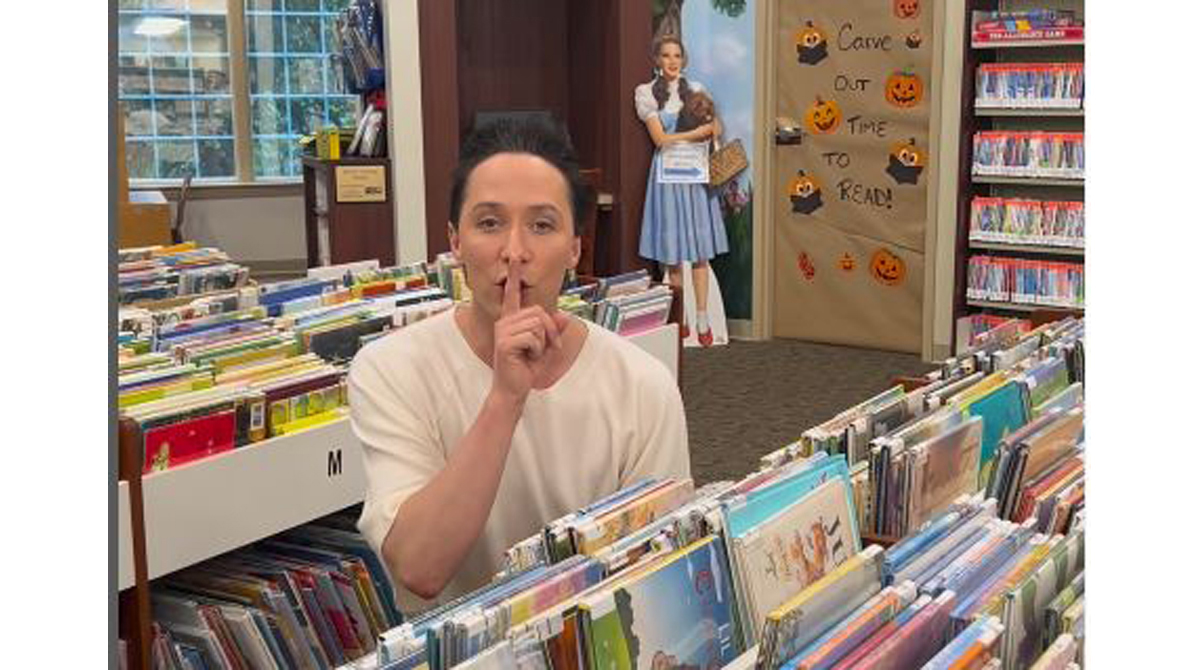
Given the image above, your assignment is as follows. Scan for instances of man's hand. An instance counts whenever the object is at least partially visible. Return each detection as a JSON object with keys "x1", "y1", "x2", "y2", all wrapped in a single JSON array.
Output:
[{"x1": 491, "y1": 263, "x2": 570, "y2": 405}]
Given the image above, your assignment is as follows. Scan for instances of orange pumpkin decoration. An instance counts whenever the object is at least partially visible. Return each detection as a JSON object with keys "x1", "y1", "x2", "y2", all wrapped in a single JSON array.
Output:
[
  {"x1": 885, "y1": 70, "x2": 923, "y2": 108},
  {"x1": 894, "y1": 0, "x2": 920, "y2": 19},
  {"x1": 789, "y1": 170, "x2": 820, "y2": 198},
  {"x1": 870, "y1": 249, "x2": 906, "y2": 286},
  {"x1": 839, "y1": 253, "x2": 856, "y2": 272},
  {"x1": 891, "y1": 138, "x2": 925, "y2": 167},
  {"x1": 804, "y1": 96, "x2": 842, "y2": 134},
  {"x1": 795, "y1": 21, "x2": 829, "y2": 65},
  {"x1": 795, "y1": 21, "x2": 826, "y2": 50}
]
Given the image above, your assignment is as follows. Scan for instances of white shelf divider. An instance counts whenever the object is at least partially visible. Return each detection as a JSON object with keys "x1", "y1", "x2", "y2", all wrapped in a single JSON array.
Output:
[
  {"x1": 119, "y1": 480, "x2": 134, "y2": 591},
  {"x1": 142, "y1": 417, "x2": 364, "y2": 581},
  {"x1": 974, "y1": 107, "x2": 1084, "y2": 117},
  {"x1": 971, "y1": 38, "x2": 1084, "y2": 49},
  {"x1": 626, "y1": 322, "x2": 679, "y2": 381},
  {"x1": 969, "y1": 240, "x2": 1085, "y2": 256}
]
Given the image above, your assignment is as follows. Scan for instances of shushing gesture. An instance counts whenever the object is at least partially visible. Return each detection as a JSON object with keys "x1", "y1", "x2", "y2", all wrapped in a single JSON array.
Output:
[{"x1": 491, "y1": 262, "x2": 571, "y2": 405}]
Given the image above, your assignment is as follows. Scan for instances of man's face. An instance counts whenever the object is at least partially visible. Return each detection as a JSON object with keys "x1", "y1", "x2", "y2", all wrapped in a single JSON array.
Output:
[{"x1": 449, "y1": 152, "x2": 580, "y2": 321}]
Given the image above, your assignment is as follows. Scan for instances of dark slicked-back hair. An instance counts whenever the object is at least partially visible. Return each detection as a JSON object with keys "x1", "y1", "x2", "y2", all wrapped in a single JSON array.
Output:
[{"x1": 449, "y1": 118, "x2": 592, "y2": 235}]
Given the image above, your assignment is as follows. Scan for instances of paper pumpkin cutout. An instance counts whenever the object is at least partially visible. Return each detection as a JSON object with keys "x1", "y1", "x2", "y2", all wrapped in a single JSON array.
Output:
[
  {"x1": 870, "y1": 248, "x2": 906, "y2": 286},
  {"x1": 804, "y1": 96, "x2": 842, "y2": 134},
  {"x1": 795, "y1": 21, "x2": 829, "y2": 65},
  {"x1": 839, "y1": 253, "x2": 856, "y2": 272},
  {"x1": 797, "y1": 252, "x2": 816, "y2": 281},
  {"x1": 885, "y1": 137, "x2": 926, "y2": 185},
  {"x1": 788, "y1": 170, "x2": 824, "y2": 214},
  {"x1": 885, "y1": 70, "x2": 923, "y2": 108},
  {"x1": 894, "y1": 0, "x2": 920, "y2": 19},
  {"x1": 906, "y1": 29, "x2": 923, "y2": 49}
]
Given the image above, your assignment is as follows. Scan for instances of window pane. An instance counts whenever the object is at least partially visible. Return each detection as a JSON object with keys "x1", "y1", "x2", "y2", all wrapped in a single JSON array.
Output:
[
  {"x1": 151, "y1": 55, "x2": 193, "y2": 94},
  {"x1": 190, "y1": 15, "x2": 228, "y2": 53},
  {"x1": 148, "y1": 18, "x2": 192, "y2": 53},
  {"x1": 327, "y1": 96, "x2": 359, "y2": 128},
  {"x1": 285, "y1": 15, "x2": 323, "y2": 53},
  {"x1": 288, "y1": 97, "x2": 326, "y2": 136},
  {"x1": 288, "y1": 56, "x2": 324, "y2": 94},
  {"x1": 118, "y1": 15, "x2": 149, "y2": 53},
  {"x1": 247, "y1": 13, "x2": 286, "y2": 53},
  {"x1": 120, "y1": 2, "x2": 232, "y2": 184},
  {"x1": 248, "y1": 55, "x2": 287, "y2": 95},
  {"x1": 322, "y1": 15, "x2": 340, "y2": 53},
  {"x1": 192, "y1": 55, "x2": 231, "y2": 93},
  {"x1": 156, "y1": 99, "x2": 196, "y2": 136},
  {"x1": 287, "y1": 0, "x2": 323, "y2": 12},
  {"x1": 198, "y1": 139, "x2": 236, "y2": 178},
  {"x1": 196, "y1": 98, "x2": 234, "y2": 136},
  {"x1": 247, "y1": 0, "x2": 286, "y2": 10},
  {"x1": 127, "y1": 140, "x2": 157, "y2": 179},
  {"x1": 119, "y1": 55, "x2": 152, "y2": 95},
  {"x1": 252, "y1": 97, "x2": 289, "y2": 135},
  {"x1": 253, "y1": 138, "x2": 297, "y2": 178},
  {"x1": 122, "y1": 99, "x2": 157, "y2": 137},
  {"x1": 156, "y1": 140, "x2": 197, "y2": 179}
]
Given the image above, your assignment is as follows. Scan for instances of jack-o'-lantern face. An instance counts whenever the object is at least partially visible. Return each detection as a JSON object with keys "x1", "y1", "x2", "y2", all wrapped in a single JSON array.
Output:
[
  {"x1": 885, "y1": 71, "x2": 923, "y2": 108},
  {"x1": 804, "y1": 96, "x2": 841, "y2": 134},
  {"x1": 870, "y1": 249, "x2": 906, "y2": 286},
  {"x1": 894, "y1": 0, "x2": 920, "y2": 19},
  {"x1": 892, "y1": 138, "x2": 925, "y2": 167},
  {"x1": 796, "y1": 21, "x2": 826, "y2": 49},
  {"x1": 839, "y1": 253, "x2": 856, "y2": 272},
  {"x1": 790, "y1": 171, "x2": 820, "y2": 198}
]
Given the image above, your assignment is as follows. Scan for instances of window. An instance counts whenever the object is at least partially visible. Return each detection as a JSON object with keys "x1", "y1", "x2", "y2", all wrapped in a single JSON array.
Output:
[{"x1": 118, "y1": 0, "x2": 360, "y2": 184}]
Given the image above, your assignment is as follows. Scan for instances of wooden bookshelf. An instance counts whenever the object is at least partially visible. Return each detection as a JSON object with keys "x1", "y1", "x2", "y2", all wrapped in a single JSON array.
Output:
[
  {"x1": 140, "y1": 418, "x2": 364, "y2": 581},
  {"x1": 968, "y1": 240, "x2": 1084, "y2": 256},
  {"x1": 118, "y1": 480, "x2": 135, "y2": 591}
]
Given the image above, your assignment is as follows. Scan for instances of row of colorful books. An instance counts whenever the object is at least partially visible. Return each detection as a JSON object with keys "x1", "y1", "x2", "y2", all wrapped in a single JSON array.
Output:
[
  {"x1": 560, "y1": 269, "x2": 675, "y2": 337},
  {"x1": 972, "y1": 132, "x2": 1084, "y2": 180},
  {"x1": 975, "y1": 63, "x2": 1083, "y2": 110},
  {"x1": 319, "y1": 318, "x2": 1085, "y2": 670},
  {"x1": 969, "y1": 197, "x2": 1085, "y2": 248},
  {"x1": 118, "y1": 243, "x2": 252, "y2": 305},
  {"x1": 960, "y1": 314, "x2": 1032, "y2": 350},
  {"x1": 967, "y1": 256, "x2": 1085, "y2": 308},
  {"x1": 117, "y1": 249, "x2": 454, "y2": 474},
  {"x1": 971, "y1": 9, "x2": 1084, "y2": 44},
  {"x1": 147, "y1": 508, "x2": 405, "y2": 670}
]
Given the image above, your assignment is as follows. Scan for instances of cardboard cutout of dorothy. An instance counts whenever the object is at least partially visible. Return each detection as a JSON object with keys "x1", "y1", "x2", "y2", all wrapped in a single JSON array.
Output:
[{"x1": 634, "y1": 32, "x2": 731, "y2": 349}]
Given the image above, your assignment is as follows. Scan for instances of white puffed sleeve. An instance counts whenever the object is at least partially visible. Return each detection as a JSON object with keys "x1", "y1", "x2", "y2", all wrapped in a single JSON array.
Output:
[{"x1": 634, "y1": 83, "x2": 659, "y2": 122}]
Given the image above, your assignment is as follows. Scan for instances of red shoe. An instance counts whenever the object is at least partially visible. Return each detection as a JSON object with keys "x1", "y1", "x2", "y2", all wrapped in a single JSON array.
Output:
[
  {"x1": 680, "y1": 322, "x2": 690, "y2": 339},
  {"x1": 698, "y1": 328, "x2": 714, "y2": 348}
]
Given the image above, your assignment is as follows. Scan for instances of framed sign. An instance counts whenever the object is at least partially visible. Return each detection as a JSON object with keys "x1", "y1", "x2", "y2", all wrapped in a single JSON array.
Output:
[
  {"x1": 657, "y1": 141, "x2": 711, "y2": 184},
  {"x1": 335, "y1": 165, "x2": 387, "y2": 203}
]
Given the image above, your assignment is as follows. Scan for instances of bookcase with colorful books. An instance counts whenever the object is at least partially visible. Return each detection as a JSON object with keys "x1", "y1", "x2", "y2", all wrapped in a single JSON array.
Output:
[
  {"x1": 115, "y1": 244, "x2": 683, "y2": 670},
  {"x1": 953, "y1": 0, "x2": 1085, "y2": 351}
]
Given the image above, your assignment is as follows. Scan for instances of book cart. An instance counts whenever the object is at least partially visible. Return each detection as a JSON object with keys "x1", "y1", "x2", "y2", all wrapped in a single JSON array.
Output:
[
  {"x1": 951, "y1": 0, "x2": 1085, "y2": 351},
  {"x1": 117, "y1": 320, "x2": 681, "y2": 670}
]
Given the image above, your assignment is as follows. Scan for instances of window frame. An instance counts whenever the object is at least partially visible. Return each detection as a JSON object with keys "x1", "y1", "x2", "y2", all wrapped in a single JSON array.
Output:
[{"x1": 120, "y1": 0, "x2": 356, "y2": 189}]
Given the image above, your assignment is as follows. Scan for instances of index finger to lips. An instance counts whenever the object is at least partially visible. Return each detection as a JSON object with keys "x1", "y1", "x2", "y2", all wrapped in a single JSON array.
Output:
[{"x1": 502, "y1": 262, "x2": 521, "y2": 316}]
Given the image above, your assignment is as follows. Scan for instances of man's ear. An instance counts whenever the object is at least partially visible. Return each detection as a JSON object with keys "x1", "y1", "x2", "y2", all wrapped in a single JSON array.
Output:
[
  {"x1": 569, "y1": 233, "x2": 581, "y2": 270},
  {"x1": 447, "y1": 222, "x2": 461, "y2": 260}
]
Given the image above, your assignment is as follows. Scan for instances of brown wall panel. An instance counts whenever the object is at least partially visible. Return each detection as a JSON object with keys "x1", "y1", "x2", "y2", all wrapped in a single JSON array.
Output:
[
  {"x1": 418, "y1": 0, "x2": 459, "y2": 259},
  {"x1": 614, "y1": 0, "x2": 654, "y2": 274}
]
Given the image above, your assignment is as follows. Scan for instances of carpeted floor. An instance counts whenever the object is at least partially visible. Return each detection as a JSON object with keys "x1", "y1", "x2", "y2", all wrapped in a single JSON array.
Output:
[{"x1": 680, "y1": 338, "x2": 936, "y2": 485}]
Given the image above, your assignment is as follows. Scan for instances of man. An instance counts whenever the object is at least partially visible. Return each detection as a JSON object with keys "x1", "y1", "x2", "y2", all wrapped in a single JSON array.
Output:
[{"x1": 349, "y1": 119, "x2": 691, "y2": 612}]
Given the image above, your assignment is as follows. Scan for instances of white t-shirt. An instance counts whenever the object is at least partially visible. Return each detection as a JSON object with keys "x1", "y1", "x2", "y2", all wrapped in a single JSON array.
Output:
[
  {"x1": 634, "y1": 78, "x2": 707, "y2": 122},
  {"x1": 348, "y1": 308, "x2": 691, "y2": 613}
]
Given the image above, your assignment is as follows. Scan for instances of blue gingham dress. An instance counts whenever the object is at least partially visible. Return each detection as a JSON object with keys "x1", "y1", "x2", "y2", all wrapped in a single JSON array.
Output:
[{"x1": 635, "y1": 79, "x2": 729, "y2": 265}]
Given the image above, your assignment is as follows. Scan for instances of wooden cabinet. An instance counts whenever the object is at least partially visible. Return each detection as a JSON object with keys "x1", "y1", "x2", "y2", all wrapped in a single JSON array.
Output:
[{"x1": 302, "y1": 156, "x2": 396, "y2": 268}]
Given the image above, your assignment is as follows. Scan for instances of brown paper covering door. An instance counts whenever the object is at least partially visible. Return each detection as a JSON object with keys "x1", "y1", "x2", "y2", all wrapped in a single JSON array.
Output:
[{"x1": 771, "y1": 0, "x2": 935, "y2": 353}]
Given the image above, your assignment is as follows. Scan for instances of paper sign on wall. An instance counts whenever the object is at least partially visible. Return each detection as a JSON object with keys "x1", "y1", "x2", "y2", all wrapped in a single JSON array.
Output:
[{"x1": 335, "y1": 165, "x2": 387, "y2": 203}]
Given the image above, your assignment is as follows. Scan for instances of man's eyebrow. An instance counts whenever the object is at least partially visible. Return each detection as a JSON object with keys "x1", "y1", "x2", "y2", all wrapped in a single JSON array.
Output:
[{"x1": 468, "y1": 202, "x2": 504, "y2": 213}]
